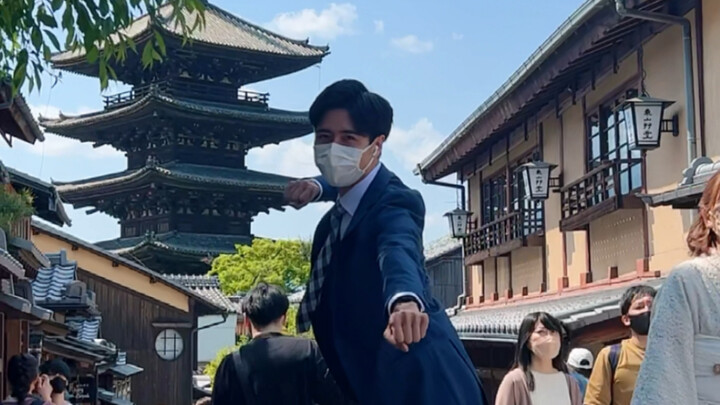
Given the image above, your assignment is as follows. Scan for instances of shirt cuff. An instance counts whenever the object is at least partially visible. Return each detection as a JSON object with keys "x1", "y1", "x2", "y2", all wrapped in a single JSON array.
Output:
[
  {"x1": 308, "y1": 178, "x2": 323, "y2": 202},
  {"x1": 387, "y1": 292, "x2": 425, "y2": 315}
]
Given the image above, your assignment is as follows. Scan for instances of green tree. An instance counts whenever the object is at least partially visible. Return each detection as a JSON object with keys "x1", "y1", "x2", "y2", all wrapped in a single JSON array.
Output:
[
  {"x1": 0, "y1": 0, "x2": 206, "y2": 95},
  {"x1": 204, "y1": 335, "x2": 249, "y2": 386},
  {"x1": 210, "y1": 238, "x2": 312, "y2": 295}
]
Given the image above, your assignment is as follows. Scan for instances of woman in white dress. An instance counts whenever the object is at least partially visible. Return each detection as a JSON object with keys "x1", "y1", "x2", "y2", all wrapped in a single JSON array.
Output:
[
  {"x1": 495, "y1": 312, "x2": 582, "y2": 405},
  {"x1": 631, "y1": 172, "x2": 720, "y2": 405}
]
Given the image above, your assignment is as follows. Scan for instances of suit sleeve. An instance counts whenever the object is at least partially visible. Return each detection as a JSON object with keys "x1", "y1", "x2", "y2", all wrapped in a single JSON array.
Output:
[
  {"x1": 310, "y1": 176, "x2": 338, "y2": 202},
  {"x1": 309, "y1": 341, "x2": 350, "y2": 405},
  {"x1": 375, "y1": 189, "x2": 427, "y2": 312},
  {"x1": 630, "y1": 270, "x2": 696, "y2": 405},
  {"x1": 584, "y1": 347, "x2": 611, "y2": 405},
  {"x1": 211, "y1": 354, "x2": 245, "y2": 405}
]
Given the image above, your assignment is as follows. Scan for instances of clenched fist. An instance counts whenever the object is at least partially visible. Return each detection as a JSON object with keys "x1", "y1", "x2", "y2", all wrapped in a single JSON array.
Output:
[
  {"x1": 383, "y1": 301, "x2": 429, "y2": 352},
  {"x1": 284, "y1": 179, "x2": 321, "y2": 209}
]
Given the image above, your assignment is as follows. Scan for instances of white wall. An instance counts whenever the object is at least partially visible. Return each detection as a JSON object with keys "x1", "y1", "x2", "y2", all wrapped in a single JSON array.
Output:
[{"x1": 197, "y1": 313, "x2": 237, "y2": 364}]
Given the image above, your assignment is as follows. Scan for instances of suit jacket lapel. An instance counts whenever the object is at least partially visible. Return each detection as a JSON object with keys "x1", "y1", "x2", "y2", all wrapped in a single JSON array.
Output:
[{"x1": 344, "y1": 164, "x2": 392, "y2": 237}]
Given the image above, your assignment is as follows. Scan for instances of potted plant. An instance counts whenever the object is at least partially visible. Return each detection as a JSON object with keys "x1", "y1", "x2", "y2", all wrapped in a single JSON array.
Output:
[{"x1": 0, "y1": 187, "x2": 34, "y2": 235}]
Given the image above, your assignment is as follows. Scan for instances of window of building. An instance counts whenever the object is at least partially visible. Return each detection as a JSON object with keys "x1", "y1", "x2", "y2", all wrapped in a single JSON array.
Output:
[
  {"x1": 155, "y1": 329, "x2": 183, "y2": 361},
  {"x1": 586, "y1": 88, "x2": 643, "y2": 196},
  {"x1": 481, "y1": 174, "x2": 507, "y2": 223},
  {"x1": 511, "y1": 148, "x2": 543, "y2": 237}
]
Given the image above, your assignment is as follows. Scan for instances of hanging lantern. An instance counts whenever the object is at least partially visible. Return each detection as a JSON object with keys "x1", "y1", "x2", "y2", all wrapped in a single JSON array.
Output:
[
  {"x1": 519, "y1": 161, "x2": 558, "y2": 200},
  {"x1": 621, "y1": 96, "x2": 675, "y2": 151},
  {"x1": 444, "y1": 208, "x2": 471, "y2": 239}
]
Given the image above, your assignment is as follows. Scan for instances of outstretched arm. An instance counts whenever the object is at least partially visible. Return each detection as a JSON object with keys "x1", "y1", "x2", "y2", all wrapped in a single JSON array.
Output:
[{"x1": 284, "y1": 177, "x2": 337, "y2": 209}]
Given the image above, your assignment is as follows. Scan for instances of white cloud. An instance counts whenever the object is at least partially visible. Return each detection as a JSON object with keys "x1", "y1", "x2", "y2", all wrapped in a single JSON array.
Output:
[
  {"x1": 452, "y1": 32, "x2": 464, "y2": 41},
  {"x1": 14, "y1": 104, "x2": 123, "y2": 160},
  {"x1": 391, "y1": 35, "x2": 434, "y2": 54},
  {"x1": 266, "y1": 3, "x2": 358, "y2": 41},
  {"x1": 386, "y1": 118, "x2": 444, "y2": 170},
  {"x1": 374, "y1": 20, "x2": 384, "y2": 33},
  {"x1": 247, "y1": 138, "x2": 320, "y2": 179}
]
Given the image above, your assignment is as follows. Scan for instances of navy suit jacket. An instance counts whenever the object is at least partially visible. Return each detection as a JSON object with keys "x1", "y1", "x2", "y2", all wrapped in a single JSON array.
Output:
[{"x1": 310, "y1": 165, "x2": 487, "y2": 405}]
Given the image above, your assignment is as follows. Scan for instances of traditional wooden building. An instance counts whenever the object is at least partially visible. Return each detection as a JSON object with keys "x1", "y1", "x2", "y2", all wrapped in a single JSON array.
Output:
[
  {"x1": 41, "y1": 2, "x2": 329, "y2": 275},
  {"x1": 0, "y1": 80, "x2": 44, "y2": 146},
  {"x1": 416, "y1": 0, "x2": 719, "y2": 400},
  {"x1": 31, "y1": 221, "x2": 226, "y2": 405},
  {"x1": 424, "y1": 236, "x2": 463, "y2": 309}
]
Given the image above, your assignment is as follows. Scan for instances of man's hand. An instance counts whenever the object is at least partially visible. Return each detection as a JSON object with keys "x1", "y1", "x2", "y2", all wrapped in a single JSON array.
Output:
[
  {"x1": 284, "y1": 179, "x2": 321, "y2": 209},
  {"x1": 383, "y1": 301, "x2": 429, "y2": 352}
]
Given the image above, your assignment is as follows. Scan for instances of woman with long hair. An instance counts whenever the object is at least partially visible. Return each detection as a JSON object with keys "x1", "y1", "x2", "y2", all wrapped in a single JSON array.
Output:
[
  {"x1": 4, "y1": 354, "x2": 52, "y2": 405},
  {"x1": 631, "y1": 171, "x2": 720, "y2": 405},
  {"x1": 495, "y1": 312, "x2": 582, "y2": 405}
]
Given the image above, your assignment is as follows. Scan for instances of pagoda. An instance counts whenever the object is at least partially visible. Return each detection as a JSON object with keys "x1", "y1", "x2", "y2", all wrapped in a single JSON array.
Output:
[{"x1": 42, "y1": 3, "x2": 328, "y2": 275}]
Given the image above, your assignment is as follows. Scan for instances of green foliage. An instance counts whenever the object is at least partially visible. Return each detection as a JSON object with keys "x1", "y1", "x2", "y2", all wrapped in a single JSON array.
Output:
[
  {"x1": 210, "y1": 239, "x2": 312, "y2": 295},
  {"x1": 0, "y1": 188, "x2": 34, "y2": 232},
  {"x1": 0, "y1": 0, "x2": 207, "y2": 95}
]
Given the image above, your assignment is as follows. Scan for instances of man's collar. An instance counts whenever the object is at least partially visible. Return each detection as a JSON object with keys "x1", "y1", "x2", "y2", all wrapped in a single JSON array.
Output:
[{"x1": 338, "y1": 164, "x2": 381, "y2": 216}]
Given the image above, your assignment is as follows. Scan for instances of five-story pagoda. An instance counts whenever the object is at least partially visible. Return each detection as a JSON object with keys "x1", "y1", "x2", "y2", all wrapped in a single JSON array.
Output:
[{"x1": 42, "y1": 3, "x2": 328, "y2": 275}]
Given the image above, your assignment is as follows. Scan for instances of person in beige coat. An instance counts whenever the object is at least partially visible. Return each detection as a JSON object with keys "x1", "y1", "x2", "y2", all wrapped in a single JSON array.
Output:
[{"x1": 495, "y1": 312, "x2": 582, "y2": 405}]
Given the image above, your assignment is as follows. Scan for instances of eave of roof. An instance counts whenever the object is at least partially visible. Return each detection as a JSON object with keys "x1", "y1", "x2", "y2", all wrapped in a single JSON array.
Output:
[
  {"x1": 40, "y1": 92, "x2": 312, "y2": 131},
  {"x1": 0, "y1": 83, "x2": 44, "y2": 144},
  {"x1": 51, "y1": 2, "x2": 328, "y2": 64},
  {"x1": 7, "y1": 166, "x2": 72, "y2": 226},
  {"x1": 31, "y1": 219, "x2": 226, "y2": 315},
  {"x1": 451, "y1": 278, "x2": 664, "y2": 341}
]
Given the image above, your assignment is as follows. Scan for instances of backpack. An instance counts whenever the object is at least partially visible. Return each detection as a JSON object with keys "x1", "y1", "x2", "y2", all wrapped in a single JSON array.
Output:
[{"x1": 607, "y1": 343, "x2": 621, "y2": 404}]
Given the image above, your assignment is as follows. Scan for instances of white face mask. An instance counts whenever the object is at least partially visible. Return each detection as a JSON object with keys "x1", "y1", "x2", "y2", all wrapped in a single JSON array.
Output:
[{"x1": 314, "y1": 142, "x2": 378, "y2": 187}]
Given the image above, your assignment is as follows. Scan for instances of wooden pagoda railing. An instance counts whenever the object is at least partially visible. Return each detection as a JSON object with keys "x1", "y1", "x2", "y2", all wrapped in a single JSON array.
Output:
[
  {"x1": 463, "y1": 210, "x2": 543, "y2": 261},
  {"x1": 103, "y1": 81, "x2": 270, "y2": 109},
  {"x1": 560, "y1": 159, "x2": 643, "y2": 231}
]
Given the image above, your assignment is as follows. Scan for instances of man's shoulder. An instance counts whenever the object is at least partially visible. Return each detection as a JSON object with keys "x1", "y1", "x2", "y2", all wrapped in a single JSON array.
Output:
[{"x1": 377, "y1": 173, "x2": 423, "y2": 210}]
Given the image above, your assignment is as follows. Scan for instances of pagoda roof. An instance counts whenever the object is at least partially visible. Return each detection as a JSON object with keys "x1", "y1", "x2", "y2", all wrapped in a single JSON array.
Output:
[
  {"x1": 54, "y1": 162, "x2": 292, "y2": 198},
  {"x1": 51, "y1": 3, "x2": 328, "y2": 83},
  {"x1": 39, "y1": 92, "x2": 311, "y2": 147},
  {"x1": 96, "y1": 231, "x2": 248, "y2": 257}
]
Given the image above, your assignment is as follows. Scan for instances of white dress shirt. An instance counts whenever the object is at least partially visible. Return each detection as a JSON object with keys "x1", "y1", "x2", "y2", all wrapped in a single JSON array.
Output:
[{"x1": 311, "y1": 164, "x2": 425, "y2": 314}]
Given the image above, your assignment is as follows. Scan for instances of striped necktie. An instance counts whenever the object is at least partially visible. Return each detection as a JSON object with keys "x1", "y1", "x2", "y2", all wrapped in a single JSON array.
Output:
[{"x1": 296, "y1": 203, "x2": 345, "y2": 333}]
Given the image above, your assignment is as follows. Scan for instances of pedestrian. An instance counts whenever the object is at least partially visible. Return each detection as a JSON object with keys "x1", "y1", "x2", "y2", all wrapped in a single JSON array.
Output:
[
  {"x1": 566, "y1": 348, "x2": 593, "y2": 399},
  {"x1": 494, "y1": 312, "x2": 582, "y2": 405},
  {"x1": 3, "y1": 354, "x2": 53, "y2": 405},
  {"x1": 631, "y1": 171, "x2": 720, "y2": 405},
  {"x1": 584, "y1": 284, "x2": 656, "y2": 405},
  {"x1": 211, "y1": 282, "x2": 347, "y2": 405},
  {"x1": 284, "y1": 79, "x2": 487, "y2": 405},
  {"x1": 39, "y1": 359, "x2": 72, "y2": 405}
]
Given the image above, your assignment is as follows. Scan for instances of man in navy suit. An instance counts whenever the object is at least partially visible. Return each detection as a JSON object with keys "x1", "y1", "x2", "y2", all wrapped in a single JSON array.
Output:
[{"x1": 285, "y1": 79, "x2": 487, "y2": 405}]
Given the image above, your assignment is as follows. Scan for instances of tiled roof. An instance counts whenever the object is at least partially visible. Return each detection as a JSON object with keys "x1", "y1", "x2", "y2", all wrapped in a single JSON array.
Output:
[
  {"x1": 451, "y1": 278, "x2": 664, "y2": 341},
  {"x1": 31, "y1": 220, "x2": 226, "y2": 315},
  {"x1": 164, "y1": 275, "x2": 238, "y2": 312},
  {"x1": 424, "y1": 235, "x2": 462, "y2": 262},
  {"x1": 67, "y1": 316, "x2": 102, "y2": 341},
  {"x1": 52, "y1": 2, "x2": 328, "y2": 63},
  {"x1": 54, "y1": 162, "x2": 293, "y2": 194},
  {"x1": 32, "y1": 262, "x2": 75, "y2": 301},
  {"x1": 640, "y1": 156, "x2": 720, "y2": 209},
  {"x1": 40, "y1": 92, "x2": 312, "y2": 130},
  {"x1": 6, "y1": 166, "x2": 72, "y2": 226},
  {"x1": 0, "y1": 83, "x2": 44, "y2": 144},
  {"x1": 96, "y1": 231, "x2": 250, "y2": 257}
]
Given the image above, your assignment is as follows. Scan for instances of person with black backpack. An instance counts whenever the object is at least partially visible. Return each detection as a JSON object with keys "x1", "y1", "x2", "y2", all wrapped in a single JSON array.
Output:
[
  {"x1": 3, "y1": 354, "x2": 53, "y2": 405},
  {"x1": 584, "y1": 285, "x2": 656, "y2": 405},
  {"x1": 211, "y1": 282, "x2": 349, "y2": 405}
]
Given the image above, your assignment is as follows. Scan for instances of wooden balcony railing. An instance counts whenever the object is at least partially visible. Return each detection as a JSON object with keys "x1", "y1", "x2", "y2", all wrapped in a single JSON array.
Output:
[
  {"x1": 463, "y1": 210, "x2": 543, "y2": 260},
  {"x1": 103, "y1": 81, "x2": 270, "y2": 109},
  {"x1": 560, "y1": 159, "x2": 643, "y2": 231},
  {"x1": 8, "y1": 216, "x2": 31, "y2": 240}
]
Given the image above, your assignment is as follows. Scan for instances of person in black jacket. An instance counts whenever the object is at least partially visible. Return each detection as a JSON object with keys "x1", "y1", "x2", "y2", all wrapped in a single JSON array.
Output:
[{"x1": 211, "y1": 282, "x2": 348, "y2": 405}]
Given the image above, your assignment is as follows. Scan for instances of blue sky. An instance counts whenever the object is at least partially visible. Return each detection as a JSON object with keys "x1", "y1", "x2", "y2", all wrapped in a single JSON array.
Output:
[{"x1": 0, "y1": 0, "x2": 583, "y2": 246}]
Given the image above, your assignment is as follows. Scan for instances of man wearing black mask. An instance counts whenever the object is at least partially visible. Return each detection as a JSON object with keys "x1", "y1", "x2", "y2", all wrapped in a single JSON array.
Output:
[
  {"x1": 585, "y1": 285, "x2": 656, "y2": 405},
  {"x1": 40, "y1": 359, "x2": 72, "y2": 405}
]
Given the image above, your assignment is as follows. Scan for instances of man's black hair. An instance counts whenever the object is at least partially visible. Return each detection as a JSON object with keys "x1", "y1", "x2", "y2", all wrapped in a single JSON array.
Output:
[
  {"x1": 309, "y1": 79, "x2": 393, "y2": 142},
  {"x1": 619, "y1": 284, "x2": 657, "y2": 316},
  {"x1": 40, "y1": 358, "x2": 71, "y2": 378},
  {"x1": 242, "y1": 282, "x2": 289, "y2": 328}
]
